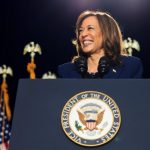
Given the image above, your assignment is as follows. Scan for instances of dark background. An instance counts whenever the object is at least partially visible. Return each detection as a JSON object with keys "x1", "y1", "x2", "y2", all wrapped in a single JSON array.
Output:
[{"x1": 0, "y1": 0, "x2": 150, "y2": 114}]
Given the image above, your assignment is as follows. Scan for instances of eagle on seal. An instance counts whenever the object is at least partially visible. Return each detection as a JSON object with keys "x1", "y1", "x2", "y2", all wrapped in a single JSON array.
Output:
[{"x1": 77, "y1": 110, "x2": 105, "y2": 131}]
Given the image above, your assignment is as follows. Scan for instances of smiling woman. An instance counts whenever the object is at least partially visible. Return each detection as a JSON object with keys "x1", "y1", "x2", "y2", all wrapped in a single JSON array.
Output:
[
  {"x1": 58, "y1": 10, "x2": 143, "y2": 79},
  {"x1": 78, "y1": 16, "x2": 103, "y2": 57}
]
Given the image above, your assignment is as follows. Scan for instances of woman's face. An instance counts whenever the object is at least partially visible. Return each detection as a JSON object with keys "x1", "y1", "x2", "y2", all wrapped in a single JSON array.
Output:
[{"x1": 78, "y1": 16, "x2": 103, "y2": 55}]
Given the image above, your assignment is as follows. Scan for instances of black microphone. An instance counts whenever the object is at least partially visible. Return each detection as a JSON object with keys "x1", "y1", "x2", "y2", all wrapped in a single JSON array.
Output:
[
  {"x1": 98, "y1": 56, "x2": 110, "y2": 78},
  {"x1": 74, "y1": 56, "x2": 110, "y2": 78},
  {"x1": 74, "y1": 56, "x2": 87, "y2": 78}
]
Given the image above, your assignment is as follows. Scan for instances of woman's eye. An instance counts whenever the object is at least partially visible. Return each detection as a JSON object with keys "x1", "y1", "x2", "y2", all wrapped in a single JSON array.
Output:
[
  {"x1": 79, "y1": 29, "x2": 83, "y2": 33},
  {"x1": 88, "y1": 26, "x2": 94, "y2": 30}
]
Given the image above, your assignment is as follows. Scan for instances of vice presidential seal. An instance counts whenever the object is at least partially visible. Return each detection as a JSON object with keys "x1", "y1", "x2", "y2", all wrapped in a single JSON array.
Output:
[{"x1": 61, "y1": 91, "x2": 121, "y2": 147}]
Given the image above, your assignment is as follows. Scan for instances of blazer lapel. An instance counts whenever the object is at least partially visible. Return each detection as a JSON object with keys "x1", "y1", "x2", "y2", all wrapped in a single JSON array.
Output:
[{"x1": 103, "y1": 66, "x2": 124, "y2": 78}]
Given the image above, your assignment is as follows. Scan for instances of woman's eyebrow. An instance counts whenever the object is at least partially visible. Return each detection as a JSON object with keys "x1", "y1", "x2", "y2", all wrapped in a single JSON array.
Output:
[
  {"x1": 79, "y1": 25, "x2": 94, "y2": 29},
  {"x1": 88, "y1": 25, "x2": 94, "y2": 27}
]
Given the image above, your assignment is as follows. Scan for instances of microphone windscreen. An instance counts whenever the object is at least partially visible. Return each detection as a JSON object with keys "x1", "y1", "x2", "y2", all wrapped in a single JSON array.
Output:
[
  {"x1": 74, "y1": 56, "x2": 87, "y2": 75},
  {"x1": 98, "y1": 56, "x2": 110, "y2": 77}
]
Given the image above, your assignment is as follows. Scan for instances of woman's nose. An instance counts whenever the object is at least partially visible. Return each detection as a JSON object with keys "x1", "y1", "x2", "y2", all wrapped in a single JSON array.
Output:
[{"x1": 80, "y1": 29, "x2": 88, "y2": 37}]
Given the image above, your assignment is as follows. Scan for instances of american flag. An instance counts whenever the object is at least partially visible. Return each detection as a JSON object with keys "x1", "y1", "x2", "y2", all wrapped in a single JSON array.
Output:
[{"x1": 0, "y1": 92, "x2": 11, "y2": 150}]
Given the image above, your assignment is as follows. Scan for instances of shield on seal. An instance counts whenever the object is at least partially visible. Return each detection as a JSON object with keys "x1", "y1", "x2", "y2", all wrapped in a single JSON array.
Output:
[{"x1": 86, "y1": 120, "x2": 96, "y2": 131}]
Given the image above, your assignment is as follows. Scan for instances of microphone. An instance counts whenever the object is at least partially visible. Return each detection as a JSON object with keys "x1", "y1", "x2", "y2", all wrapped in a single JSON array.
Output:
[
  {"x1": 74, "y1": 56, "x2": 87, "y2": 78},
  {"x1": 74, "y1": 56, "x2": 110, "y2": 78},
  {"x1": 98, "y1": 56, "x2": 110, "y2": 78}
]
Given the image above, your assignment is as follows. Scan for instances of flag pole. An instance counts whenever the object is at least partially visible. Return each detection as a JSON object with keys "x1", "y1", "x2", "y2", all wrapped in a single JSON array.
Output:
[
  {"x1": 0, "y1": 65, "x2": 13, "y2": 149},
  {"x1": 23, "y1": 42, "x2": 42, "y2": 79}
]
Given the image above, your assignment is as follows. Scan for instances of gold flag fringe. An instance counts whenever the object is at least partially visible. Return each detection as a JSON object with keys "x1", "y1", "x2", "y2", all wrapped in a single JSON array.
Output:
[
  {"x1": 1, "y1": 80, "x2": 11, "y2": 121},
  {"x1": 27, "y1": 62, "x2": 36, "y2": 79}
]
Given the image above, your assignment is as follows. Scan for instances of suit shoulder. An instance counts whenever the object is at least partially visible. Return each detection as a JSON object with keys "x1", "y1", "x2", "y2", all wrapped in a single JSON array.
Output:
[
  {"x1": 58, "y1": 62, "x2": 75, "y2": 71},
  {"x1": 57, "y1": 62, "x2": 77, "y2": 78},
  {"x1": 119, "y1": 55, "x2": 143, "y2": 78},
  {"x1": 121, "y1": 55, "x2": 142, "y2": 66}
]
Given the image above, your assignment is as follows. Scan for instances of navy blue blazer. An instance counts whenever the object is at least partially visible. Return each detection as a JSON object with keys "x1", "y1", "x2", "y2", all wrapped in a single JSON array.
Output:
[{"x1": 58, "y1": 56, "x2": 143, "y2": 78}]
